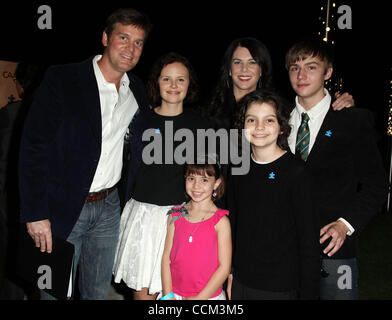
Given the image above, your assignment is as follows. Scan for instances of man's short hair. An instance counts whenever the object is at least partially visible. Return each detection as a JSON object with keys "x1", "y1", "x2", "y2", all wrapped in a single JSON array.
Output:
[{"x1": 104, "y1": 8, "x2": 153, "y2": 39}]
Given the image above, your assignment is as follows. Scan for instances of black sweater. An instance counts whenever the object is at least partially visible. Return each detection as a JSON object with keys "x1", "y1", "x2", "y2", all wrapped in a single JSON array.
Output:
[
  {"x1": 227, "y1": 151, "x2": 320, "y2": 299},
  {"x1": 133, "y1": 107, "x2": 208, "y2": 206}
]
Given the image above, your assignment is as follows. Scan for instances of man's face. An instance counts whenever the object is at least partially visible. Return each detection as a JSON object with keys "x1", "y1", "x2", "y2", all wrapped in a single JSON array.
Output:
[
  {"x1": 102, "y1": 23, "x2": 145, "y2": 74},
  {"x1": 288, "y1": 55, "x2": 332, "y2": 105}
]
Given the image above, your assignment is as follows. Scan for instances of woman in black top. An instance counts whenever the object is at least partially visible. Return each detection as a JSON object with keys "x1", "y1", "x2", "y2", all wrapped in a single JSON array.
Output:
[
  {"x1": 204, "y1": 37, "x2": 354, "y2": 131},
  {"x1": 205, "y1": 37, "x2": 273, "y2": 130},
  {"x1": 227, "y1": 89, "x2": 320, "y2": 300}
]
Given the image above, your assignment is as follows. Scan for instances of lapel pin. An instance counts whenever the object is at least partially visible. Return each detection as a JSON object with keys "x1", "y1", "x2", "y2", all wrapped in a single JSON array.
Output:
[
  {"x1": 155, "y1": 128, "x2": 161, "y2": 134},
  {"x1": 268, "y1": 172, "x2": 275, "y2": 180},
  {"x1": 325, "y1": 130, "x2": 332, "y2": 137}
]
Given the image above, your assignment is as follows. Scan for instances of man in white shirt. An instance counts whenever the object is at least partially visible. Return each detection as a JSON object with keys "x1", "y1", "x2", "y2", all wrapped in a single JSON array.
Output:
[
  {"x1": 19, "y1": 8, "x2": 152, "y2": 299},
  {"x1": 286, "y1": 39, "x2": 387, "y2": 299}
]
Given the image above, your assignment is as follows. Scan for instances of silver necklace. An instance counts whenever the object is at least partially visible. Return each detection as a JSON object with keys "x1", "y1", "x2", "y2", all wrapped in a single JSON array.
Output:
[{"x1": 187, "y1": 213, "x2": 208, "y2": 243}]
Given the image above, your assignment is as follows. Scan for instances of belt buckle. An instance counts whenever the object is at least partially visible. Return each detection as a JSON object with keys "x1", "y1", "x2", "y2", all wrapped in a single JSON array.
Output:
[
  {"x1": 86, "y1": 185, "x2": 115, "y2": 203},
  {"x1": 86, "y1": 189, "x2": 104, "y2": 203}
]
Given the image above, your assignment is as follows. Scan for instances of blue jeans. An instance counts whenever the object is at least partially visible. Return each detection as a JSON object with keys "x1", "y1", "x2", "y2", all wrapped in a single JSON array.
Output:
[
  {"x1": 320, "y1": 258, "x2": 359, "y2": 300},
  {"x1": 41, "y1": 189, "x2": 121, "y2": 300}
]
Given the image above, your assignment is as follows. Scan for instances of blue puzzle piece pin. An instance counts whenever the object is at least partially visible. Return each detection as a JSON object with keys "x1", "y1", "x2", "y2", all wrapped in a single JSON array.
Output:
[
  {"x1": 268, "y1": 172, "x2": 275, "y2": 179},
  {"x1": 325, "y1": 130, "x2": 332, "y2": 137}
]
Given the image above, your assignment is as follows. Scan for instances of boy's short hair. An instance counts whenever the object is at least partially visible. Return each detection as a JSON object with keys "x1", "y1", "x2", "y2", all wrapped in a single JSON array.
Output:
[{"x1": 285, "y1": 39, "x2": 334, "y2": 71}]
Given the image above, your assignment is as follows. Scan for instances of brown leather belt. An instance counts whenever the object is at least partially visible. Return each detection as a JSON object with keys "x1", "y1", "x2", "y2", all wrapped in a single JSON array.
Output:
[{"x1": 86, "y1": 185, "x2": 117, "y2": 203}]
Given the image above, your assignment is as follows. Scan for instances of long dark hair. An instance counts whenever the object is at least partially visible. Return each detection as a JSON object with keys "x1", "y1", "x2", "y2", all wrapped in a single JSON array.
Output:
[{"x1": 206, "y1": 38, "x2": 274, "y2": 129}]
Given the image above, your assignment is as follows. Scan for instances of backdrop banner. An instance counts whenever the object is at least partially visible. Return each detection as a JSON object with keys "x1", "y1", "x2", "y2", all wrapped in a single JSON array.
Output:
[{"x1": 0, "y1": 60, "x2": 21, "y2": 109}]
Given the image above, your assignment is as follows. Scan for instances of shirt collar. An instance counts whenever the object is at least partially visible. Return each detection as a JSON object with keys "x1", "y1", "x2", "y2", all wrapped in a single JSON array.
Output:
[
  {"x1": 294, "y1": 89, "x2": 331, "y2": 121},
  {"x1": 92, "y1": 55, "x2": 130, "y2": 88}
]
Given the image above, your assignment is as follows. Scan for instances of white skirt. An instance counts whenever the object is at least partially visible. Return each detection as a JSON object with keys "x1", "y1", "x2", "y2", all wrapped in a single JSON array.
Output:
[
  {"x1": 173, "y1": 291, "x2": 226, "y2": 300},
  {"x1": 112, "y1": 198, "x2": 172, "y2": 295}
]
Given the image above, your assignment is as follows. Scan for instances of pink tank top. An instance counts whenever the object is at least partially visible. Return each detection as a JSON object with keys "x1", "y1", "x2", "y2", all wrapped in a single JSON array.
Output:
[{"x1": 170, "y1": 208, "x2": 229, "y2": 298}]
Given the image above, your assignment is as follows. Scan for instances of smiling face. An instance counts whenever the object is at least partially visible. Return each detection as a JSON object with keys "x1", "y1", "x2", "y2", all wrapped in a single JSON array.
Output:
[
  {"x1": 159, "y1": 62, "x2": 190, "y2": 107},
  {"x1": 288, "y1": 55, "x2": 333, "y2": 109},
  {"x1": 244, "y1": 102, "x2": 281, "y2": 150},
  {"x1": 230, "y1": 46, "x2": 262, "y2": 99},
  {"x1": 101, "y1": 23, "x2": 145, "y2": 76},
  {"x1": 185, "y1": 173, "x2": 221, "y2": 204}
]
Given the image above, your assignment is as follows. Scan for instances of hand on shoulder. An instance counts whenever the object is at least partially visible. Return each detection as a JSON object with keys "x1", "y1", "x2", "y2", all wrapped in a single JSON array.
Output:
[{"x1": 332, "y1": 92, "x2": 355, "y2": 110}]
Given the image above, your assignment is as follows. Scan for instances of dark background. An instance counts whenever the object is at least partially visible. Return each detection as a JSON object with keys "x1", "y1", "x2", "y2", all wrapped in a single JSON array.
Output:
[
  {"x1": 1, "y1": 0, "x2": 391, "y2": 164},
  {"x1": 1, "y1": 1, "x2": 391, "y2": 302}
]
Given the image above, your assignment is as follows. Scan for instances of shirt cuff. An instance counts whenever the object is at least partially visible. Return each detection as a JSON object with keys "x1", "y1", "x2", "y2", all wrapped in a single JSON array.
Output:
[{"x1": 338, "y1": 218, "x2": 355, "y2": 236}]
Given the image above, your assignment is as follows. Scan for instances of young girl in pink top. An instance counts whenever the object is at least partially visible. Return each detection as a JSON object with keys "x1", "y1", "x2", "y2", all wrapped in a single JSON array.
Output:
[{"x1": 161, "y1": 157, "x2": 232, "y2": 300}]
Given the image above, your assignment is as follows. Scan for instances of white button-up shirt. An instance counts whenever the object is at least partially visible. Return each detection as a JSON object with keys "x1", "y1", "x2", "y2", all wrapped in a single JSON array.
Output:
[
  {"x1": 288, "y1": 89, "x2": 354, "y2": 236},
  {"x1": 89, "y1": 55, "x2": 138, "y2": 192},
  {"x1": 288, "y1": 89, "x2": 331, "y2": 154}
]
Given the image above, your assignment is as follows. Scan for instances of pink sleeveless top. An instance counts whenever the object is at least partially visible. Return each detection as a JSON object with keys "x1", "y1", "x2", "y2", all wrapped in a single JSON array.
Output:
[{"x1": 170, "y1": 208, "x2": 229, "y2": 298}]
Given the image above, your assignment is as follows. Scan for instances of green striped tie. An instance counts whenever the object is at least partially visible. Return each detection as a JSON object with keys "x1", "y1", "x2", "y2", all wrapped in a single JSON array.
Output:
[{"x1": 296, "y1": 113, "x2": 310, "y2": 161}]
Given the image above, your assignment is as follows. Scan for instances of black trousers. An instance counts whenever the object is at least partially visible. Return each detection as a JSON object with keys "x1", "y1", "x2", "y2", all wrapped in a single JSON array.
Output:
[{"x1": 231, "y1": 277, "x2": 298, "y2": 300}]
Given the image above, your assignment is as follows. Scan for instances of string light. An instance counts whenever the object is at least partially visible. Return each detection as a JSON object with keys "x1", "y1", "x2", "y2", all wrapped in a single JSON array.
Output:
[
  {"x1": 319, "y1": 1, "x2": 331, "y2": 43},
  {"x1": 325, "y1": 0, "x2": 331, "y2": 42},
  {"x1": 387, "y1": 70, "x2": 392, "y2": 136},
  {"x1": 319, "y1": 0, "x2": 340, "y2": 92},
  {"x1": 319, "y1": 0, "x2": 338, "y2": 44}
]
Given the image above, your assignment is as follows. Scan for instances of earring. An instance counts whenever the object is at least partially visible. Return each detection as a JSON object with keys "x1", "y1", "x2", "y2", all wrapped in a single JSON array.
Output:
[{"x1": 212, "y1": 191, "x2": 217, "y2": 199}]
